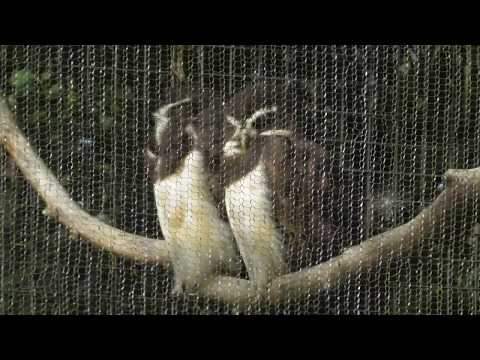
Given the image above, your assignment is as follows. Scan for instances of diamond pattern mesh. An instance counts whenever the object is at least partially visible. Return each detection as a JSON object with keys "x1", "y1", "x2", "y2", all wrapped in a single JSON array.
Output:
[{"x1": 0, "y1": 45, "x2": 479, "y2": 314}]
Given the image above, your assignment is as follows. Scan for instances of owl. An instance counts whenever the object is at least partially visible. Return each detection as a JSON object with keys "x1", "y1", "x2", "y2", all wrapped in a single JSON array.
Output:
[
  {"x1": 222, "y1": 107, "x2": 289, "y2": 288},
  {"x1": 221, "y1": 100, "x2": 338, "y2": 286},
  {"x1": 145, "y1": 98, "x2": 241, "y2": 295}
]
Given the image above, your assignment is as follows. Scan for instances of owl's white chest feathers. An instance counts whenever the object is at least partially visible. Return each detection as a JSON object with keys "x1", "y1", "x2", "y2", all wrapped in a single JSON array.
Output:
[
  {"x1": 225, "y1": 160, "x2": 286, "y2": 287},
  {"x1": 154, "y1": 150, "x2": 239, "y2": 293}
]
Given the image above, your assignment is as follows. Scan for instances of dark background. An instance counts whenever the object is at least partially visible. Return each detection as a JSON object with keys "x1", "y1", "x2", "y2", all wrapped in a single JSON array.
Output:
[{"x1": 0, "y1": 45, "x2": 479, "y2": 314}]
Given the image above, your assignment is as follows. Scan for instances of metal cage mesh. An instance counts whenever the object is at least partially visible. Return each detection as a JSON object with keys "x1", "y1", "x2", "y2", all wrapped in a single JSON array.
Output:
[{"x1": 0, "y1": 45, "x2": 479, "y2": 314}]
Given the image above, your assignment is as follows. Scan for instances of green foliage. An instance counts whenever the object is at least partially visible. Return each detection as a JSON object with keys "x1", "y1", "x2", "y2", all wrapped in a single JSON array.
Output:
[{"x1": 10, "y1": 68, "x2": 36, "y2": 92}]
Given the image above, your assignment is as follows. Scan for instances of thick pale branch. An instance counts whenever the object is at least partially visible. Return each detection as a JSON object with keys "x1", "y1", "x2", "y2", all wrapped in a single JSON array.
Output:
[
  {"x1": 1, "y1": 96, "x2": 479, "y2": 307},
  {"x1": 0, "y1": 98, "x2": 170, "y2": 265},
  {"x1": 201, "y1": 172, "x2": 480, "y2": 305}
]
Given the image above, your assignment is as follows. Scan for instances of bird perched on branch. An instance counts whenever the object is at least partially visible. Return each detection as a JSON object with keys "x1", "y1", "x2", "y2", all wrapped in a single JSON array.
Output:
[
  {"x1": 146, "y1": 81, "x2": 338, "y2": 292},
  {"x1": 145, "y1": 98, "x2": 241, "y2": 295},
  {"x1": 221, "y1": 101, "x2": 338, "y2": 286},
  {"x1": 222, "y1": 106, "x2": 289, "y2": 287}
]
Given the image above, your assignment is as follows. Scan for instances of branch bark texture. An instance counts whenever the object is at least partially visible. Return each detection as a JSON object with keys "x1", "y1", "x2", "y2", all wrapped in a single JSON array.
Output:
[
  {"x1": 0, "y1": 98, "x2": 170, "y2": 265},
  {"x1": 1, "y1": 96, "x2": 479, "y2": 306}
]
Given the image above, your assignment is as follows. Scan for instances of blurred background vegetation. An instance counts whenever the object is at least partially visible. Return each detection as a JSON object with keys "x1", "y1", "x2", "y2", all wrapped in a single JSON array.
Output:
[{"x1": 0, "y1": 45, "x2": 479, "y2": 314}]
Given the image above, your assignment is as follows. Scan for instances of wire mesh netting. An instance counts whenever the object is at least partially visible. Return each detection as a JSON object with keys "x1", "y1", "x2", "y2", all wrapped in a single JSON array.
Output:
[{"x1": 0, "y1": 45, "x2": 479, "y2": 314}]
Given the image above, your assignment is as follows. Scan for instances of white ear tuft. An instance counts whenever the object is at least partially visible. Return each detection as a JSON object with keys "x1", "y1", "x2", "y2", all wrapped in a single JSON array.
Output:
[
  {"x1": 226, "y1": 115, "x2": 242, "y2": 128},
  {"x1": 153, "y1": 97, "x2": 192, "y2": 145},
  {"x1": 154, "y1": 97, "x2": 191, "y2": 120},
  {"x1": 245, "y1": 106, "x2": 278, "y2": 129},
  {"x1": 259, "y1": 129, "x2": 292, "y2": 138}
]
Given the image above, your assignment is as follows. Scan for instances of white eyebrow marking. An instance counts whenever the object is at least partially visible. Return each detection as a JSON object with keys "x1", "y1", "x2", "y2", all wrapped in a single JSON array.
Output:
[
  {"x1": 259, "y1": 129, "x2": 292, "y2": 138},
  {"x1": 244, "y1": 106, "x2": 278, "y2": 129}
]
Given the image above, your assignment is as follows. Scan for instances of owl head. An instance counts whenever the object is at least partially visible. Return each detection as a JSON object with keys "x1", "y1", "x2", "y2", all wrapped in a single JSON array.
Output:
[{"x1": 223, "y1": 106, "x2": 286, "y2": 157}]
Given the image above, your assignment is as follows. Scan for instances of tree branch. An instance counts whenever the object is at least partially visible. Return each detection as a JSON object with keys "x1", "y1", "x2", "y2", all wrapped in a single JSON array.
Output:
[
  {"x1": 200, "y1": 169, "x2": 480, "y2": 306},
  {"x1": 0, "y1": 97, "x2": 170, "y2": 265},
  {"x1": 1, "y1": 96, "x2": 479, "y2": 307}
]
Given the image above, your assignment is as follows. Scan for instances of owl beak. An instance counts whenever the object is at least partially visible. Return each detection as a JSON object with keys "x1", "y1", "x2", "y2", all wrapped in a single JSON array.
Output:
[{"x1": 223, "y1": 138, "x2": 243, "y2": 157}]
